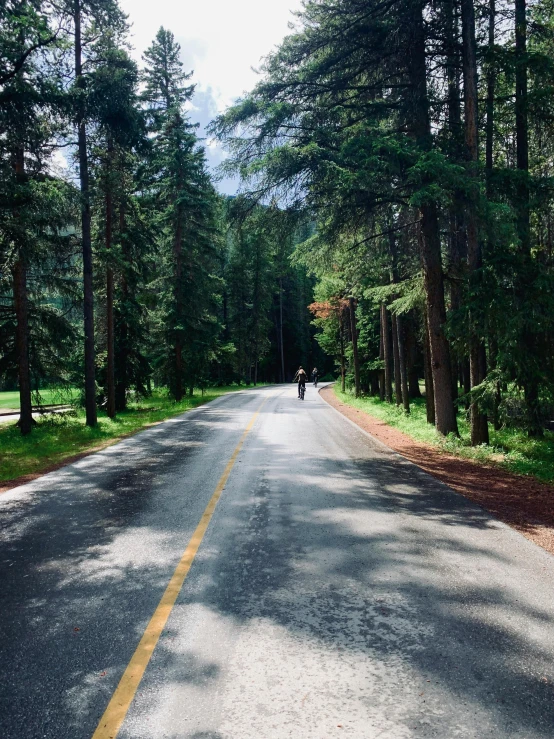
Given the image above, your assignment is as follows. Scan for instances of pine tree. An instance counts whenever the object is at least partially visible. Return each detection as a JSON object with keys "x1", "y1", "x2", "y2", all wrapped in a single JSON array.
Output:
[
  {"x1": 62, "y1": 0, "x2": 127, "y2": 426},
  {"x1": 0, "y1": 1, "x2": 76, "y2": 434},
  {"x1": 143, "y1": 28, "x2": 221, "y2": 400},
  {"x1": 88, "y1": 32, "x2": 146, "y2": 416}
]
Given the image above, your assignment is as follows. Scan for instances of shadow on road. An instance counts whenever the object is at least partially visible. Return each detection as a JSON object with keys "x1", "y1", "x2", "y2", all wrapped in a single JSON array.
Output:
[{"x1": 1, "y1": 388, "x2": 553, "y2": 738}]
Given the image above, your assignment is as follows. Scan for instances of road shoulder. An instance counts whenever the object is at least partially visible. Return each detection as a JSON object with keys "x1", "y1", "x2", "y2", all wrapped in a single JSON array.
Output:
[
  {"x1": 0, "y1": 387, "x2": 263, "y2": 496},
  {"x1": 319, "y1": 385, "x2": 554, "y2": 557}
]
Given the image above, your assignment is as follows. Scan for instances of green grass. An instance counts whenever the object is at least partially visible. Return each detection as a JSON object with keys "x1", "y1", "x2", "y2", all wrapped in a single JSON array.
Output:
[
  {"x1": 0, "y1": 388, "x2": 79, "y2": 410},
  {"x1": 333, "y1": 386, "x2": 554, "y2": 485},
  {"x1": 0, "y1": 385, "x2": 265, "y2": 484}
]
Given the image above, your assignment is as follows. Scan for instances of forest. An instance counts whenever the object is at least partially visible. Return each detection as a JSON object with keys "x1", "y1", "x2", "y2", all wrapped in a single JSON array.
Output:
[
  {"x1": 0, "y1": 1, "x2": 327, "y2": 441},
  {"x1": 212, "y1": 0, "x2": 554, "y2": 446},
  {"x1": 2, "y1": 0, "x2": 554, "y2": 462}
]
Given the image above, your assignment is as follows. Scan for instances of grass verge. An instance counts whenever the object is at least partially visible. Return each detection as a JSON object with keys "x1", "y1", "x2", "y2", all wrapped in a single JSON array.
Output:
[
  {"x1": 0, "y1": 385, "x2": 264, "y2": 485},
  {"x1": 333, "y1": 386, "x2": 554, "y2": 485},
  {"x1": 0, "y1": 388, "x2": 79, "y2": 411}
]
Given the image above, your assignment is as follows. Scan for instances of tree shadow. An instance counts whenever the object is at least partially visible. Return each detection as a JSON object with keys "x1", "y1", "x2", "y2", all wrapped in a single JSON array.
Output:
[{"x1": 1, "y1": 388, "x2": 553, "y2": 738}]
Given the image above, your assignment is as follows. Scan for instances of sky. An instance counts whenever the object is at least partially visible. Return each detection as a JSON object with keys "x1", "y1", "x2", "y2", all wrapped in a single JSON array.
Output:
[{"x1": 119, "y1": 0, "x2": 304, "y2": 193}]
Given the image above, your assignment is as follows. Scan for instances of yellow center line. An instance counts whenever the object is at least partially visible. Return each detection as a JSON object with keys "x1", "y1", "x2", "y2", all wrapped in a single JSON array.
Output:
[{"x1": 91, "y1": 393, "x2": 272, "y2": 739}]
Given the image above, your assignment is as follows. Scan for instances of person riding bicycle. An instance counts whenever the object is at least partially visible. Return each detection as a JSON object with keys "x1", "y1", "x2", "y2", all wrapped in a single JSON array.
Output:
[
  {"x1": 312, "y1": 367, "x2": 319, "y2": 386},
  {"x1": 293, "y1": 366, "x2": 307, "y2": 398}
]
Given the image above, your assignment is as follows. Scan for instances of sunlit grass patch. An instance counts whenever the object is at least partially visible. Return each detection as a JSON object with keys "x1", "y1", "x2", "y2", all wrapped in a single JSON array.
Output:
[
  {"x1": 333, "y1": 386, "x2": 554, "y2": 484},
  {"x1": 0, "y1": 388, "x2": 80, "y2": 410},
  {"x1": 0, "y1": 385, "x2": 264, "y2": 484}
]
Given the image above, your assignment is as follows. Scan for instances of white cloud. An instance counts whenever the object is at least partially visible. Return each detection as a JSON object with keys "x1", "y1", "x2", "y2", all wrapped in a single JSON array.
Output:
[
  {"x1": 119, "y1": 0, "x2": 303, "y2": 193},
  {"x1": 120, "y1": 0, "x2": 302, "y2": 108},
  {"x1": 120, "y1": 0, "x2": 301, "y2": 193}
]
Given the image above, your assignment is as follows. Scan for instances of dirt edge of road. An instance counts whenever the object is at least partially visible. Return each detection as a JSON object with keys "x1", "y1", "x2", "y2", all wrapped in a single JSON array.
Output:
[{"x1": 320, "y1": 385, "x2": 554, "y2": 557}]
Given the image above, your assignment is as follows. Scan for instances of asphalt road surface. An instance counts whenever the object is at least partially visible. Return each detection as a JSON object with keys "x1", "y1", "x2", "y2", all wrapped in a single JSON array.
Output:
[{"x1": 1, "y1": 384, "x2": 554, "y2": 739}]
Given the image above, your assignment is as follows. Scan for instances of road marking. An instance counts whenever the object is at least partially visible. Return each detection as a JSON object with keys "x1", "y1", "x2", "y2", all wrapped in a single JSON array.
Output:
[{"x1": 91, "y1": 394, "x2": 271, "y2": 739}]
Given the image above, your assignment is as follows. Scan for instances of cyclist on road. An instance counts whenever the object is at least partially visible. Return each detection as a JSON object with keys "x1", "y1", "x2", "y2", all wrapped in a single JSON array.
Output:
[
  {"x1": 293, "y1": 366, "x2": 307, "y2": 399},
  {"x1": 312, "y1": 367, "x2": 319, "y2": 387}
]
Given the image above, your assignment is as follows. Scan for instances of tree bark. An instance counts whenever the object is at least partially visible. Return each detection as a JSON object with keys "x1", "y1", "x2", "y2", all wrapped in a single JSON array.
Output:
[
  {"x1": 349, "y1": 297, "x2": 361, "y2": 398},
  {"x1": 423, "y1": 312, "x2": 436, "y2": 425},
  {"x1": 378, "y1": 307, "x2": 385, "y2": 400},
  {"x1": 485, "y1": 0, "x2": 496, "y2": 192},
  {"x1": 387, "y1": 228, "x2": 402, "y2": 407},
  {"x1": 75, "y1": 0, "x2": 97, "y2": 427},
  {"x1": 173, "y1": 209, "x2": 184, "y2": 401},
  {"x1": 446, "y1": 0, "x2": 465, "y2": 392},
  {"x1": 396, "y1": 314, "x2": 411, "y2": 413},
  {"x1": 420, "y1": 209, "x2": 459, "y2": 435},
  {"x1": 13, "y1": 257, "x2": 33, "y2": 435},
  {"x1": 105, "y1": 138, "x2": 115, "y2": 419},
  {"x1": 115, "y1": 204, "x2": 128, "y2": 411},
  {"x1": 515, "y1": 0, "x2": 529, "y2": 255},
  {"x1": 339, "y1": 308, "x2": 346, "y2": 393},
  {"x1": 461, "y1": 0, "x2": 489, "y2": 445},
  {"x1": 409, "y1": 1, "x2": 458, "y2": 435},
  {"x1": 488, "y1": 335, "x2": 502, "y2": 430},
  {"x1": 279, "y1": 277, "x2": 285, "y2": 382},
  {"x1": 12, "y1": 145, "x2": 33, "y2": 435},
  {"x1": 514, "y1": 0, "x2": 541, "y2": 436},
  {"x1": 391, "y1": 313, "x2": 402, "y2": 406},
  {"x1": 381, "y1": 303, "x2": 393, "y2": 402}
]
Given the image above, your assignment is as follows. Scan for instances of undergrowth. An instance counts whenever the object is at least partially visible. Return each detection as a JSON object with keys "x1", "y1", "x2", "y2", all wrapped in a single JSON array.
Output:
[
  {"x1": 0, "y1": 385, "x2": 263, "y2": 484},
  {"x1": 333, "y1": 386, "x2": 554, "y2": 485}
]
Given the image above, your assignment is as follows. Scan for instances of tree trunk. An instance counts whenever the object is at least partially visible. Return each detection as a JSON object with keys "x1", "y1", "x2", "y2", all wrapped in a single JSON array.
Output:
[
  {"x1": 423, "y1": 312, "x2": 436, "y2": 425},
  {"x1": 409, "y1": 0, "x2": 458, "y2": 435},
  {"x1": 461, "y1": 0, "x2": 489, "y2": 445},
  {"x1": 339, "y1": 309, "x2": 346, "y2": 393},
  {"x1": 349, "y1": 297, "x2": 361, "y2": 398},
  {"x1": 12, "y1": 146, "x2": 33, "y2": 435},
  {"x1": 387, "y1": 225, "x2": 402, "y2": 407},
  {"x1": 75, "y1": 0, "x2": 97, "y2": 427},
  {"x1": 381, "y1": 303, "x2": 393, "y2": 402},
  {"x1": 485, "y1": 0, "x2": 496, "y2": 192},
  {"x1": 370, "y1": 372, "x2": 380, "y2": 396},
  {"x1": 515, "y1": 0, "x2": 529, "y2": 255},
  {"x1": 391, "y1": 313, "x2": 402, "y2": 406},
  {"x1": 406, "y1": 315, "x2": 422, "y2": 398},
  {"x1": 279, "y1": 277, "x2": 285, "y2": 382},
  {"x1": 420, "y1": 209, "x2": 459, "y2": 435},
  {"x1": 396, "y1": 314, "x2": 410, "y2": 414},
  {"x1": 175, "y1": 342, "x2": 183, "y2": 401},
  {"x1": 105, "y1": 138, "x2": 115, "y2": 419},
  {"x1": 514, "y1": 0, "x2": 541, "y2": 436},
  {"x1": 13, "y1": 257, "x2": 33, "y2": 435},
  {"x1": 488, "y1": 335, "x2": 502, "y2": 430},
  {"x1": 115, "y1": 203, "x2": 127, "y2": 411},
  {"x1": 378, "y1": 307, "x2": 385, "y2": 400},
  {"x1": 446, "y1": 0, "x2": 465, "y2": 406},
  {"x1": 173, "y1": 207, "x2": 184, "y2": 401}
]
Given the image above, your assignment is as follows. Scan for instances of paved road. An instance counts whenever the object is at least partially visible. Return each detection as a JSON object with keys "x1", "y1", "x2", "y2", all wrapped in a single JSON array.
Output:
[{"x1": 1, "y1": 384, "x2": 554, "y2": 738}]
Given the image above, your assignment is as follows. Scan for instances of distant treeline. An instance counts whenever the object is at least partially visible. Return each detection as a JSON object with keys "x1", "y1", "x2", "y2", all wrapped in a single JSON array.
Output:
[{"x1": 0, "y1": 3, "x2": 329, "y2": 435}]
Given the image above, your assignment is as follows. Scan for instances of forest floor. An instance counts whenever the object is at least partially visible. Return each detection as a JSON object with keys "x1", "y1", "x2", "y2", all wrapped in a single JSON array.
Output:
[
  {"x1": 321, "y1": 385, "x2": 554, "y2": 556},
  {"x1": 0, "y1": 385, "x2": 265, "y2": 493}
]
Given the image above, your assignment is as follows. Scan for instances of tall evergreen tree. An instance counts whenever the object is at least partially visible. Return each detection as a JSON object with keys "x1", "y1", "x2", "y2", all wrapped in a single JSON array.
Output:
[
  {"x1": 143, "y1": 28, "x2": 221, "y2": 400},
  {"x1": 0, "y1": 0, "x2": 75, "y2": 434}
]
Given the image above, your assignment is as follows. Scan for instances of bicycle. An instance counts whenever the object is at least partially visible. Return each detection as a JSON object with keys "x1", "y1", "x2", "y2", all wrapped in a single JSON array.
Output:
[{"x1": 299, "y1": 384, "x2": 306, "y2": 400}]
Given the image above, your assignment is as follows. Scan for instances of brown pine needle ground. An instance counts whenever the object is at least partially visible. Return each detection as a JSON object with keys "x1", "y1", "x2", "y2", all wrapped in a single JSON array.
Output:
[{"x1": 321, "y1": 386, "x2": 554, "y2": 556}]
